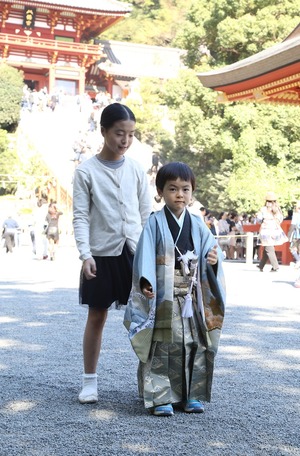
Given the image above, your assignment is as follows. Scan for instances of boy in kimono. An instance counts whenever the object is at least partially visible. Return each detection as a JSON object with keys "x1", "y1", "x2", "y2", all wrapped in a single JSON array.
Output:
[{"x1": 124, "y1": 162, "x2": 226, "y2": 416}]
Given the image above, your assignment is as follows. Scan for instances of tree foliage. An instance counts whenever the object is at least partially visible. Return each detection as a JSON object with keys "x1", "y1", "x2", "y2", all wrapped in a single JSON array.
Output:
[
  {"x1": 175, "y1": 0, "x2": 300, "y2": 68},
  {"x1": 125, "y1": 77, "x2": 173, "y2": 151},
  {"x1": 0, "y1": 129, "x2": 51, "y2": 197},
  {"x1": 101, "y1": 0, "x2": 194, "y2": 46},
  {"x1": 0, "y1": 64, "x2": 23, "y2": 132},
  {"x1": 0, "y1": 130, "x2": 21, "y2": 194},
  {"x1": 162, "y1": 68, "x2": 300, "y2": 212},
  {"x1": 111, "y1": 0, "x2": 300, "y2": 212},
  {"x1": 160, "y1": 1, "x2": 300, "y2": 212}
]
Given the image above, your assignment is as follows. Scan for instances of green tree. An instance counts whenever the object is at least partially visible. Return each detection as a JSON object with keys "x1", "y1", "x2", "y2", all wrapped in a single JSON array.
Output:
[
  {"x1": 161, "y1": 1, "x2": 300, "y2": 211},
  {"x1": 175, "y1": 0, "x2": 300, "y2": 68},
  {"x1": 102, "y1": 0, "x2": 194, "y2": 46},
  {"x1": 0, "y1": 130, "x2": 21, "y2": 194},
  {"x1": 0, "y1": 63, "x2": 23, "y2": 132},
  {"x1": 125, "y1": 77, "x2": 173, "y2": 154},
  {"x1": 162, "y1": 69, "x2": 300, "y2": 212}
]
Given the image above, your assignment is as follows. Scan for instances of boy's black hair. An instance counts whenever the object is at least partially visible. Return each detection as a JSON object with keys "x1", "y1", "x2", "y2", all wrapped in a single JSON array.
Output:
[
  {"x1": 156, "y1": 162, "x2": 196, "y2": 191},
  {"x1": 100, "y1": 103, "x2": 136, "y2": 129}
]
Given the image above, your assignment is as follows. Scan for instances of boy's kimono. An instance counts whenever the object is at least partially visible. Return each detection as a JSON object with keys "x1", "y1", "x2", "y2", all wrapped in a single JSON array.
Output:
[{"x1": 124, "y1": 207, "x2": 226, "y2": 408}]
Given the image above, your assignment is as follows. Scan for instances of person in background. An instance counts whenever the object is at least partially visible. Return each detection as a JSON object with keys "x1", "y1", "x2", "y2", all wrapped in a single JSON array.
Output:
[
  {"x1": 2, "y1": 215, "x2": 19, "y2": 253},
  {"x1": 124, "y1": 162, "x2": 225, "y2": 417},
  {"x1": 73, "y1": 103, "x2": 152, "y2": 405},
  {"x1": 294, "y1": 275, "x2": 300, "y2": 288},
  {"x1": 45, "y1": 203, "x2": 63, "y2": 261},
  {"x1": 187, "y1": 197, "x2": 203, "y2": 218},
  {"x1": 200, "y1": 206, "x2": 207, "y2": 221},
  {"x1": 228, "y1": 225, "x2": 238, "y2": 260},
  {"x1": 206, "y1": 215, "x2": 217, "y2": 236},
  {"x1": 284, "y1": 209, "x2": 293, "y2": 220},
  {"x1": 152, "y1": 194, "x2": 164, "y2": 212},
  {"x1": 256, "y1": 192, "x2": 288, "y2": 272},
  {"x1": 30, "y1": 199, "x2": 49, "y2": 260},
  {"x1": 217, "y1": 211, "x2": 230, "y2": 258},
  {"x1": 288, "y1": 201, "x2": 300, "y2": 270}
]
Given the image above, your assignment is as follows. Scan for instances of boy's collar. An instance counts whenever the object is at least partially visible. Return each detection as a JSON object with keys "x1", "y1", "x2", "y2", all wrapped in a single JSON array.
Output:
[{"x1": 165, "y1": 205, "x2": 186, "y2": 226}]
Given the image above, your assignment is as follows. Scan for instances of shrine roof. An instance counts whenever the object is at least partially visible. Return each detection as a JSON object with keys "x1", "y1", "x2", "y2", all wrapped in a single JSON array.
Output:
[
  {"x1": 198, "y1": 24, "x2": 300, "y2": 90},
  {"x1": 98, "y1": 40, "x2": 185, "y2": 79},
  {"x1": 197, "y1": 24, "x2": 300, "y2": 104},
  {"x1": 7, "y1": 0, "x2": 132, "y2": 14}
]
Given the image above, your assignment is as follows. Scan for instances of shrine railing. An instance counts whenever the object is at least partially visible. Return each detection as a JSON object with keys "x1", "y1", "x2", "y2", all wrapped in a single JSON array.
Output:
[{"x1": 0, "y1": 32, "x2": 104, "y2": 57}]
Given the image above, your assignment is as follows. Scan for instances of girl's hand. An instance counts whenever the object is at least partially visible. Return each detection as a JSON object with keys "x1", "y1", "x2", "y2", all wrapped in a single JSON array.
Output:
[
  {"x1": 272, "y1": 203, "x2": 280, "y2": 215},
  {"x1": 207, "y1": 245, "x2": 218, "y2": 265},
  {"x1": 83, "y1": 258, "x2": 97, "y2": 280}
]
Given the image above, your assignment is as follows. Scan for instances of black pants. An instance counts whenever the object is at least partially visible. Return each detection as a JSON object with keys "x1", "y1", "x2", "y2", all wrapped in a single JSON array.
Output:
[{"x1": 4, "y1": 232, "x2": 15, "y2": 253}]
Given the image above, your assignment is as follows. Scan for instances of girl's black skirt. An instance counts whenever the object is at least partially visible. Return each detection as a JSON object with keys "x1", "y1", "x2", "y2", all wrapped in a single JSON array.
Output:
[{"x1": 79, "y1": 243, "x2": 133, "y2": 309}]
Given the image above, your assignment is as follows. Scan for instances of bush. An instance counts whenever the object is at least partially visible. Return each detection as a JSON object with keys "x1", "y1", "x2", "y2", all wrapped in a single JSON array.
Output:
[{"x1": 0, "y1": 63, "x2": 23, "y2": 132}]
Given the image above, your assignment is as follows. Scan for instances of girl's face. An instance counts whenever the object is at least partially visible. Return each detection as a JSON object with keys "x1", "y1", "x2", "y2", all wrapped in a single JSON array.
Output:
[
  {"x1": 100, "y1": 119, "x2": 135, "y2": 160},
  {"x1": 157, "y1": 178, "x2": 193, "y2": 218}
]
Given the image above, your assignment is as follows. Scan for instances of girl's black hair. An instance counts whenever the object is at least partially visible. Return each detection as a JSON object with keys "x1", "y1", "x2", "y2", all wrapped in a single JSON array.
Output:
[
  {"x1": 156, "y1": 162, "x2": 196, "y2": 191},
  {"x1": 100, "y1": 103, "x2": 136, "y2": 129}
]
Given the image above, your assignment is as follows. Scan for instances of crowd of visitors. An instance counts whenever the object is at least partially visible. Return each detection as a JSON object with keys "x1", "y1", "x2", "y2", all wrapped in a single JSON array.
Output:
[
  {"x1": 21, "y1": 84, "x2": 115, "y2": 115},
  {"x1": 184, "y1": 196, "x2": 299, "y2": 287},
  {"x1": 1, "y1": 199, "x2": 63, "y2": 261},
  {"x1": 2, "y1": 181, "x2": 299, "y2": 280},
  {"x1": 21, "y1": 84, "x2": 121, "y2": 164}
]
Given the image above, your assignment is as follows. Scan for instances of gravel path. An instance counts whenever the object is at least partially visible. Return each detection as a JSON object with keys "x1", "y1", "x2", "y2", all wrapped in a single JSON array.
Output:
[{"x1": 0, "y1": 245, "x2": 299, "y2": 455}]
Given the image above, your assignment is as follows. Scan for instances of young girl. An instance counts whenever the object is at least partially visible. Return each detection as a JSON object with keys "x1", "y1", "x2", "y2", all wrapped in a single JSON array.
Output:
[
  {"x1": 257, "y1": 192, "x2": 288, "y2": 272},
  {"x1": 73, "y1": 103, "x2": 152, "y2": 404},
  {"x1": 124, "y1": 162, "x2": 226, "y2": 416}
]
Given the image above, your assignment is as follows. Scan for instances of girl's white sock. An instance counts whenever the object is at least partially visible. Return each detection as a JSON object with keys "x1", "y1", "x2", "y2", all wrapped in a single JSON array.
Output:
[{"x1": 78, "y1": 373, "x2": 98, "y2": 404}]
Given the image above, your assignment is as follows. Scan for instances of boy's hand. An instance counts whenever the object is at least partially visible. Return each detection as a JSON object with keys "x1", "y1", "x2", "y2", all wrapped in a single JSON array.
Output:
[
  {"x1": 207, "y1": 245, "x2": 218, "y2": 265},
  {"x1": 142, "y1": 283, "x2": 155, "y2": 299}
]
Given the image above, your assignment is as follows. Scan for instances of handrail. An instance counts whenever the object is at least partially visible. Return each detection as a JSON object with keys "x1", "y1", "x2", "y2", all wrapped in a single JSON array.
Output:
[
  {"x1": 215, "y1": 232, "x2": 257, "y2": 264},
  {"x1": 0, "y1": 32, "x2": 102, "y2": 55},
  {"x1": 215, "y1": 233, "x2": 259, "y2": 238}
]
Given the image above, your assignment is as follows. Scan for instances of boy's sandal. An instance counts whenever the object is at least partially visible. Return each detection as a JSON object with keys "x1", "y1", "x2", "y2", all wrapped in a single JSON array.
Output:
[
  {"x1": 183, "y1": 399, "x2": 205, "y2": 413},
  {"x1": 152, "y1": 403, "x2": 174, "y2": 416}
]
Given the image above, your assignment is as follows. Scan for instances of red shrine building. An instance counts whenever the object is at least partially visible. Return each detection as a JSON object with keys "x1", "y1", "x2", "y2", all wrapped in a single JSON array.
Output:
[
  {"x1": 0, "y1": 0, "x2": 131, "y2": 96},
  {"x1": 198, "y1": 24, "x2": 300, "y2": 106}
]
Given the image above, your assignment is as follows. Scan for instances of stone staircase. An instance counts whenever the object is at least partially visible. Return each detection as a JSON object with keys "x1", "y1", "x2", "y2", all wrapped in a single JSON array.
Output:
[{"x1": 18, "y1": 105, "x2": 89, "y2": 211}]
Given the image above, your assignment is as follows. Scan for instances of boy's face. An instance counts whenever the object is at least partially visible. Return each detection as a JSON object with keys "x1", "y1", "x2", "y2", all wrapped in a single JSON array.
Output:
[{"x1": 157, "y1": 178, "x2": 193, "y2": 218}]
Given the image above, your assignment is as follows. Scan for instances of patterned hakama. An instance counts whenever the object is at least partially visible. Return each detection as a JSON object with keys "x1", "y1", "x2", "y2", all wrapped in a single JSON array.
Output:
[{"x1": 138, "y1": 270, "x2": 218, "y2": 409}]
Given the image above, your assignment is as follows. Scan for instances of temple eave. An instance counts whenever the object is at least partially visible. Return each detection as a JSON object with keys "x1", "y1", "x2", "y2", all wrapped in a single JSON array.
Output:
[
  {"x1": 5, "y1": 0, "x2": 131, "y2": 15},
  {"x1": 198, "y1": 24, "x2": 300, "y2": 105}
]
